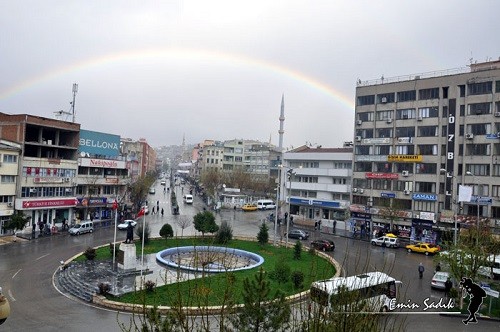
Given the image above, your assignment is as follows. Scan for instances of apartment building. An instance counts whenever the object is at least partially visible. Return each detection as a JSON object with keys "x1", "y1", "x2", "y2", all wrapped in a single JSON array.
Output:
[
  {"x1": 0, "y1": 140, "x2": 21, "y2": 234},
  {"x1": 353, "y1": 59, "x2": 500, "y2": 244},
  {"x1": 282, "y1": 146, "x2": 352, "y2": 233},
  {"x1": 0, "y1": 113, "x2": 80, "y2": 231}
]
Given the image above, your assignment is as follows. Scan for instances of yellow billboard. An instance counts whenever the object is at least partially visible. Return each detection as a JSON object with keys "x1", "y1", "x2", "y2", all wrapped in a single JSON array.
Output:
[{"x1": 387, "y1": 155, "x2": 422, "y2": 163}]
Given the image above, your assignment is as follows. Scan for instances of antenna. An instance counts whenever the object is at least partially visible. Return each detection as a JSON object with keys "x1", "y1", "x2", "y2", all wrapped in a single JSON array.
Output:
[
  {"x1": 53, "y1": 109, "x2": 72, "y2": 121},
  {"x1": 71, "y1": 83, "x2": 78, "y2": 123}
]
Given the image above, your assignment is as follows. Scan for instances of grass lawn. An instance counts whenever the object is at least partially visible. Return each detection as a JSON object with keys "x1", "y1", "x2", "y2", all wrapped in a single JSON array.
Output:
[{"x1": 82, "y1": 237, "x2": 336, "y2": 307}]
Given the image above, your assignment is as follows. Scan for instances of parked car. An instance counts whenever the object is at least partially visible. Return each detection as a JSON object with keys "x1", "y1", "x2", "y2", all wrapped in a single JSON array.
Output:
[
  {"x1": 117, "y1": 219, "x2": 137, "y2": 230},
  {"x1": 68, "y1": 221, "x2": 94, "y2": 235},
  {"x1": 370, "y1": 235, "x2": 400, "y2": 248},
  {"x1": 431, "y1": 271, "x2": 450, "y2": 290},
  {"x1": 286, "y1": 229, "x2": 309, "y2": 240},
  {"x1": 406, "y1": 242, "x2": 440, "y2": 255},
  {"x1": 241, "y1": 203, "x2": 258, "y2": 211},
  {"x1": 310, "y1": 239, "x2": 335, "y2": 251},
  {"x1": 0, "y1": 286, "x2": 10, "y2": 325}
]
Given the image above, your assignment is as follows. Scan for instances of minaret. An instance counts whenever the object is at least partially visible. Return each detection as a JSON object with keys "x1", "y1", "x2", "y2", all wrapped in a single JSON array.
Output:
[{"x1": 278, "y1": 94, "x2": 285, "y2": 152}]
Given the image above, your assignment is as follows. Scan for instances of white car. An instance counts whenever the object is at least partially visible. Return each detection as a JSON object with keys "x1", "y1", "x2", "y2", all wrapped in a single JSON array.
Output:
[
  {"x1": 118, "y1": 220, "x2": 137, "y2": 230},
  {"x1": 431, "y1": 271, "x2": 450, "y2": 290}
]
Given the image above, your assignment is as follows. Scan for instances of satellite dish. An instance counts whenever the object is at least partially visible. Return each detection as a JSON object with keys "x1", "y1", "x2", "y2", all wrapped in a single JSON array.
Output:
[{"x1": 80, "y1": 152, "x2": 86, "y2": 157}]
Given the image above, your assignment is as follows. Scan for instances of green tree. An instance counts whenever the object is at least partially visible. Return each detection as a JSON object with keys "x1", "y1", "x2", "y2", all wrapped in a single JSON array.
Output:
[
  {"x1": 159, "y1": 223, "x2": 173, "y2": 242},
  {"x1": 215, "y1": 221, "x2": 233, "y2": 244},
  {"x1": 128, "y1": 175, "x2": 156, "y2": 212},
  {"x1": 230, "y1": 267, "x2": 291, "y2": 332},
  {"x1": 193, "y1": 211, "x2": 219, "y2": 236},
  {"x1": 3, "y1": 212, "x2": 29, "y2": 233},
  {"x1": 257, "y1": 221, "x2": 269, "y2": 245},
  {"x1": 293, "y1": 240, "x2": 302, "y2": 260}
]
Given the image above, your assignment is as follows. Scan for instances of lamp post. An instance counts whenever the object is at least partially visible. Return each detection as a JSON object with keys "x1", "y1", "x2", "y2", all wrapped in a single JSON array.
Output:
[
  {"x1": 273, "y1": 167, "x2": 280, "y2": 246},
  {"x1": 440, "y1": 169, "x2": 458, "y2": 246},
  {"x1": 285, "y1": 168, "x2": 295, "y2": 247}
]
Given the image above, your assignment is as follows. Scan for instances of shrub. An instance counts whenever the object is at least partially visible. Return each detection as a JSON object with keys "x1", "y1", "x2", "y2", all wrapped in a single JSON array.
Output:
[
  {"x1": 144, "y1": 280, "x2": 156, "y2": 293},
  {"x1": 269, "y1": 259, "x2": 290, "y2": 284},
  {"x1": 98, "y1": 282, "x2": 110, "y2": 295},
  {"x1": 293, "y1": 241, "x2": 302, "y2": 260},
  {"x1": 136, "y1": 222, "x2": 151, "y2": 245},
  {"x1": 84, "y1": 247, "x2": 96, "y2": 260},
  {"x1": 291, "y1": 270, "x2": 305, "y2": 289},
  {"x1": 159, "y1": 223, "x2": 174, "y2": 241},
  {"x1": 257, "y1": 222, "x2": 269, "y2": 245},
  {"x1": 215, "y1": 221, "x2": 233, "y2": 244}
]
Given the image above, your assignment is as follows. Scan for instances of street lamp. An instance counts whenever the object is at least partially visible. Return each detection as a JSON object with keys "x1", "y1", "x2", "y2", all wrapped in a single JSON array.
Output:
[
  {"x1": 273, "y1": 167, "x2": 280, "y2": 246},
  {"x1": 440, "y1": 168, "x2": 458, "y2": 246},
  {"x1": 285, "y1": 168, "x2": 295, "y2": 247}
]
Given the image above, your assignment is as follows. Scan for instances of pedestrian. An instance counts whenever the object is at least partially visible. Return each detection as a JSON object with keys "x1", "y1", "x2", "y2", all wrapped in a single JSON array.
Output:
[
  {"x1": 418, "y1": 262, "x2": 425, "y2": 279},
  {"x1": 161, "y1": 208, "x2": 164, "y2": 217},
  {"x1": 435, "y1": 262, "x2": 441, "y2": 273},
  {"x1": 382, "y1": 239, "x2": 386, "y2": 254},
  {"x1": 444, "y1": 277, "x2": 452, "y2": 300},
  {"x1": 333, "y1": 220, "x2": 337, "y2": 233},
  {"x1": 151, "y1": 206, "x2": 155, "y2": 215}
]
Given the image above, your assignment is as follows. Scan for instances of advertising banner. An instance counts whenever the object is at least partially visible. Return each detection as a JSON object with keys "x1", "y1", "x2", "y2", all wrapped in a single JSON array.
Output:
[{"x1": 79, "y1": 129, "x2": 120, "y2": 157}]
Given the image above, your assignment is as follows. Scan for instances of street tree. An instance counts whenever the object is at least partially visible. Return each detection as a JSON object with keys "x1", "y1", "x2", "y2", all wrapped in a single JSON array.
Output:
[
  {"x1": 175, "y1": 215, "x2": 191, "y2": 237},
  {"x1": 257, "y1": 221, "x2": 269, "y2": 245},
  {"x1": 3, "y1": 212, "x2": 29, "y2": 234},
  {"x1": 193, "y1": 211, "x2": 219, "y2": 237}
]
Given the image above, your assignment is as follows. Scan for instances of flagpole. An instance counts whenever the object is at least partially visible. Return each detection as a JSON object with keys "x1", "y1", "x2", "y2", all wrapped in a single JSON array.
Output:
[
  {"x1": 112, "y1": 200, "x2": 118, "y2": 270},
  {"x1": 140, "y1": 208, "x2": 146, "y2": 284}
]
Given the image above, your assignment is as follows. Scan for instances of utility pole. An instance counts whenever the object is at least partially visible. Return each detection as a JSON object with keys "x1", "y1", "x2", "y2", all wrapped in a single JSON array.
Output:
[{"x1": 71, "y1": 83, "x2": 78, "y2": 123}]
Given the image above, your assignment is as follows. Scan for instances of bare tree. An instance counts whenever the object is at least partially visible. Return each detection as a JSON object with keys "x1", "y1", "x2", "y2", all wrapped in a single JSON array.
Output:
[{"x1": 175, "y1": 215, "x2": 192, "y2": 237}]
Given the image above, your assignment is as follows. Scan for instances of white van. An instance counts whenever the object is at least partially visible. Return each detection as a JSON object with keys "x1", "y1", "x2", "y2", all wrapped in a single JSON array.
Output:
[
  {"x1": 69, "y1": 221, "x2": 94, "y2": 236},
  {"x1": 183, "y1": 194, "x2": 193, "y2": 204},
  {"x1": 257, "y1": 199, "x2": 276, "y2": 210}
]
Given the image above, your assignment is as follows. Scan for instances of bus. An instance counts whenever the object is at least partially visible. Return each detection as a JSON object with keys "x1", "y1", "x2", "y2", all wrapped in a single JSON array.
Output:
[{"x1": 310, "y1": 272, "x2": 401, "y2": 313}]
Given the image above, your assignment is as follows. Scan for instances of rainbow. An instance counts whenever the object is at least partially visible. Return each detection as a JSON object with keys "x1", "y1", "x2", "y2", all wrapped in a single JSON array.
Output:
[{"x1": 0, "y1": 47, "x2": 355, "y2": 110}]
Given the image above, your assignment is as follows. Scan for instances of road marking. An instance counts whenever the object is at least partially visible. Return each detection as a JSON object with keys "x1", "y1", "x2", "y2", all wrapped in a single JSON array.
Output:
[
  {"x1": 8, "y1": 289, "x2": 16, "y2": 302},
  {"x1": 12, "y1": 269, "x2": 22, "y2": 279},
  {"x1": 36, "y1": 253, "x2": 50, "y2": 261}
]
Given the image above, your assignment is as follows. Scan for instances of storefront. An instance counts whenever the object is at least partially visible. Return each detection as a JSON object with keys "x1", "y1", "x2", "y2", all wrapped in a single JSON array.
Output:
[
  {"x1": 18, "y1": 198, "x2": 77, "y2": 231},
  {"x1": 411, "y1": 218, "x2": 438, "y2": 244},
  {"x1": 350, "y1": 212, "x2": 371, "y2": 236},
  {"x1": 74, "y1": 197, "x2": 111, "y2": 221},
  {"x1": 291, "y1": 198, "x2": 347, "y2": 224}
]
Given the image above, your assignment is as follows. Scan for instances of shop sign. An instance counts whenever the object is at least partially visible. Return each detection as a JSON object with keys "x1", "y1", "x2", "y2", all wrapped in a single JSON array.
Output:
[
  {"x1": 76, "y1": 197, "x2": 108, "y2": 206},
  {"x1": 290, "y1": 197, "x2": 340, "y2": 208},
  {"x1": 22, "y1": 198, "x2": 77, "y2": 209},
  {"x1": 387, "y1": 155, "x2": 422, "y2": 163},
  {"x1": 412, "y1": 193, "x2": 437, "y2": 201},
  {"x1": 350, "y1": 204, "x2": 369, "y2": 213},
  {"x1": 380, "y1": 192, "x2": 396, "y2": 198},
  {"x1": 362, "y1": 138, "x2": 391, "y2": 144},
  {"x1": 439, "y1": 209, "x2": 455, "y2": 223},
  {"x1": 34, "y1": 177, "x2": 64, "y2": 183},
  {"x1": 418, "y1": 211, "x2": 435, "y2": 222},
  {"x1": 412, "y1": 218, "x2": 434, "y2": 228},
  {"x1": 365, "y1": 172, "x2": 399, "y2": 179},
  {"x1": 351, "y1": 212, "x2": 371, "y2": 220},
  {"x1": 355, "y1": 155, "x2": 387, "y2": 162},
  {"x1": 470, "y1": 196, "x2": 492, "y2": 204}
]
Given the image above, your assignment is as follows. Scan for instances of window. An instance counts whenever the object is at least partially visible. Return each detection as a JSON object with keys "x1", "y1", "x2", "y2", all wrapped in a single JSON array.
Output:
[
  {"x1": 415, "y1": 182, "x2": 436, "y2": 193},
  {"x1": 459, "y1": 85, "x2": 466, "y2": 97},
  {"x1": 466, "y1": 164, "x2": 490, "y2": 176},
  {"x1": 467, "y1": 123, "x2": 491, "y2": 135},
  {"x1": 468, "y1": 81, "x2": 492, "y2": 95},
  {"x1": 373, "y1": 179, "x2": 392, "y2": 190},
  {"x1": 493, "y1": 164, "x2": 500, "y2": 176},
  {"x1": 357, "y1": 95, "x2": 375, "y2": 106},
  {"x1": 354, "y1": 162, "x2": 372, "y2": 172},
  {"x1": 356, "y1": 129, "x2": 374, "y2": 138},
  {"x1": 466, "y1": 144, "x2": 490, "y2": 156},
  {"x1": 377, "y1": 128, "x2": 392, "y2": 138},
  {"x1": 397, "y1": 90, "x2": 416, "y2": 102},
  {"x1": 469, "y1": 102, "x2": 491, "y2": 115},
  {"x1": 396, "y1": 108, "x2": 416, "y2": 120},
  {"x1": 414, "y1": 201, "x2": 435, "y2": 212},
  {"x1": 395, "y1": 126, "x2": 415, "y2": 137},
  {"x1": 353, "y1": 178, "x2": 371, "y2": 189},
  {"x1": 1, "y1": 175, "x2": 15, "y2": 183},
  {"x1": 355, "y1": 146, "x2": 372, "y2": 155},
  {"x1": 419, "y1": 88, "x2": 439, "y2": 100},
  {"x1": 442, "y1": 87, "x2": 449, "y2": 99},
  {"x1": 415, "y1": 163, "x2": 437, "y2": 174},
  {"x1": 2, "y1": 154, "x2": 17, "y2": 163},
  {"x1": 417, "y1": 145, "x2": 438, "y2": 155},
  {"x1": 442, "y1": 106, "x2": 448, "y2": 118},
  {"x1": 374, "y1": 145, "x2": 392, "y2": 155},
  {"x1": 374, "y1": 162, "x2": 392, "y2": 172},
  {"x1": 496, "y1": 81, "x2": 500, "y2": 93},
  {"x1": 441, "y1": 125, "x2": 447, "y2": 137},
  {"x1": 418, "y1": 107, "x2": 439, "y2": 118},
  {"x1": 492, "y1": 185, "x2": 500, "y2": 196},
  {"x1": 358, "y1": 112, "x2": 374, "y2": 122},
  {"x1": 377, "y1": 93, "x2": 395, "y2": 103},
  {"x1": 394, "y1": 163, "x2": 413, "y2": 173},
  {"x1": 465, "y1": 184, "x2": 489, "y2": 196},
  {"x1": 376, "y1": 110, "x2": 393, "y2": 121},
  {"x1": 297, "y1": 176, "x2": 318, "y2": 183},
  {"x1": 394, "y1": 145, "x2": 415, "y2": 155},
  {"x1": 418, "y1": 126, "x2": 438, "y2": 137}
]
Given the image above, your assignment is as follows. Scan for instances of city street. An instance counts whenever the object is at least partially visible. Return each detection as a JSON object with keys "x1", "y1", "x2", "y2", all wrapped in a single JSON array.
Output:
[{"x1": 0, "y1": 182, "x2": 498, "y2": 331}]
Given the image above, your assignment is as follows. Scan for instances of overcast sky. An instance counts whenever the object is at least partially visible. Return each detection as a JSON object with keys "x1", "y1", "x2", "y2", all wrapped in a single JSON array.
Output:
[{"x1": 1, "y1": 1, "x2": 499, "y2": 150}]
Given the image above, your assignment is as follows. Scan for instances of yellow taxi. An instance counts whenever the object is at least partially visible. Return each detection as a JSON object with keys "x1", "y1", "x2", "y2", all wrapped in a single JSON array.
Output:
[
  {"x1": 406, "y1": 242, "x2": 440, "y2": 256},
  {"x1": 241, "y1": 203, "x2": 258, "y2": 212}
]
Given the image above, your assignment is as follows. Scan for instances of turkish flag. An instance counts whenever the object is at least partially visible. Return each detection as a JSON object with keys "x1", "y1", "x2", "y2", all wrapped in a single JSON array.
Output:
[
  {"x1": 112, "y1": 201, "x2": 118, "y2": 210},
  {"x1": 137, "y1": 207, "x2": 145, "y2": 218}
]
